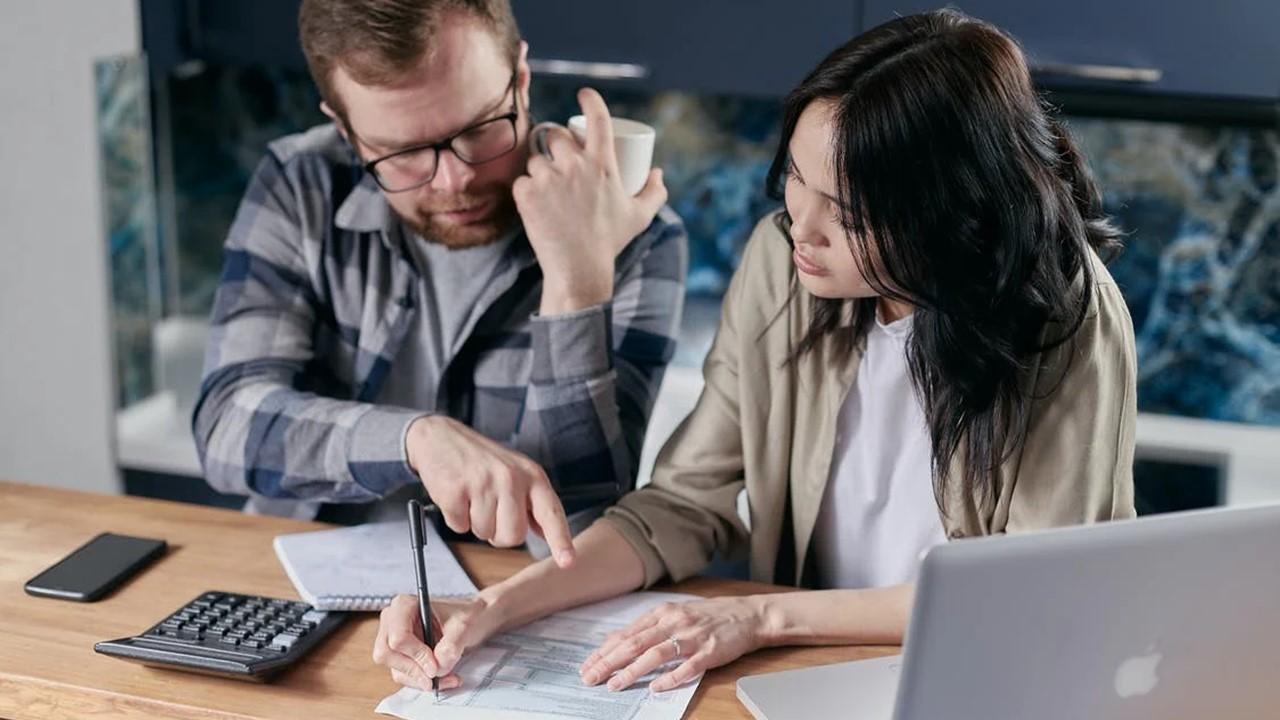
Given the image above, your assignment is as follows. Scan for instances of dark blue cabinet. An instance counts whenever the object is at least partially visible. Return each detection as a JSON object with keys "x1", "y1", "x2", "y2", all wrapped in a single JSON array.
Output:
[
  {"x1": 143, "y1": 1, "x2": 1280, "y2": 101},
  {"x1": 861, "y1": 1, "x2": 1280, "y2": 100},
  {"x1": 512, "y1": 0, "x2": 860, "y2": 97},
  {"x1": 141, "y1": 0, "x2": 307, "y2": 74},
  {"x1": 512, "y1": 1, "x2": 647, "y2": 75},
  {"x1": 640, "y1": 1, "x2": 860, "y2": 97}
]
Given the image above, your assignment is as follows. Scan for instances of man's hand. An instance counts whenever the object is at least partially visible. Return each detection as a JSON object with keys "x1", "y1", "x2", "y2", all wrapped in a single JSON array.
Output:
[
  {"x1": 514, "y1": 87, "x2": 668, "y2": 315},
  {"x1": 406, "y1": 415, "x2": 575, "y2": 568}
]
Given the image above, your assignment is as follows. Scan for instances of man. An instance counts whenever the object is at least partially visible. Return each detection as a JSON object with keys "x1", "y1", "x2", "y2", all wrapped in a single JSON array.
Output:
[{"x1": 192, "y1": 0, "x2": 687, "y2": 567}]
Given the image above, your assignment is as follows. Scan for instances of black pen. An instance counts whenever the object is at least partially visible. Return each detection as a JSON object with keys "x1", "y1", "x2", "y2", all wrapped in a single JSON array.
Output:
[{"x1": 407, "y1": 500, "x2": 439, "y2": 700}]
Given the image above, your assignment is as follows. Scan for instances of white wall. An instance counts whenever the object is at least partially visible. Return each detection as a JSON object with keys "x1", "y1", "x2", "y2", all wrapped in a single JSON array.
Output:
[{"x1": 0, "y1": 1, "x2": 140, "y2": 493}]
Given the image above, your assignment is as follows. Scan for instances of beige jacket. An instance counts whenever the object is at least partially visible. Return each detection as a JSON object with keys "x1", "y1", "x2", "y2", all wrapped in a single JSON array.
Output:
[{"x1": 604, "y1": 213, "x2": 1137, "y2": 588}]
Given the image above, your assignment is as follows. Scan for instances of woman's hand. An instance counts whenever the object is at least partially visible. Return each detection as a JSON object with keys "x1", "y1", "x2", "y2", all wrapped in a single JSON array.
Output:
[
  {"x1": 372, "y1": 593, "x2": 505, "y2": 691},
  {"x1": 578, "y1": 596, "x2": 770, "y2": 693}
]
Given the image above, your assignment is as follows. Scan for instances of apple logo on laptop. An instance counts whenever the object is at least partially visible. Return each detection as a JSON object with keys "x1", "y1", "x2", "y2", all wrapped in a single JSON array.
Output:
[{"x1": 1114, "y1": 646, "x2": 1162, "y2": 699}]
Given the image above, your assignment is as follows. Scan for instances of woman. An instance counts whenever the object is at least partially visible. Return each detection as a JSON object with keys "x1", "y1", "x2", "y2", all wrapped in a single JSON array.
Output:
[{"x1": 373, "y1": 9, "x2": 1136, "y2": 694}]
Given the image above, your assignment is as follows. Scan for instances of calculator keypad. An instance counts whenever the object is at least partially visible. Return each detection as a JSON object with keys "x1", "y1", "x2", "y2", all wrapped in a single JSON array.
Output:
[
  {"x1": 96, "y1": 590, "x2": 348, "y2": 681},
  {"x1": 147, "y1": 592, "x2": 325, "y2": 654}
]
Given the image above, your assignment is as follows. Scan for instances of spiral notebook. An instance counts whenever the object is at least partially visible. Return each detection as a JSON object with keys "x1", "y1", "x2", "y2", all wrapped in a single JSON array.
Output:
[{"x1": 273, "y1": 520, "x2": 478, "y2": 611}]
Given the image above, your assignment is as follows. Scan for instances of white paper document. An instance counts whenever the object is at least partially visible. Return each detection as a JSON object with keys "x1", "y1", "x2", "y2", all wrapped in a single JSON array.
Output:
[{"x1": 376, "y1": 591, "x2": 703, "y2": 720}]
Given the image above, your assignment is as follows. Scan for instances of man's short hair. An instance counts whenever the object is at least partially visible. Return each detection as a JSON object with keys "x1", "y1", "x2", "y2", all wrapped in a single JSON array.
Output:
[{"x1": 299, "y1": 0, "x2": 521, "y2": 116}]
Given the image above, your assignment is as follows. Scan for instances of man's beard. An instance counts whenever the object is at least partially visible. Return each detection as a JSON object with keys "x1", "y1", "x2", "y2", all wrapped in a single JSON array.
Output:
[{"x1": 396, "y1": 185, "x2": 520, "y2": 250}]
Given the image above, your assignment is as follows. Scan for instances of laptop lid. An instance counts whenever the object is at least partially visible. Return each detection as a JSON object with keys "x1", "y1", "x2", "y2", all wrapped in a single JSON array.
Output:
[{"x1": 894, "y1": 503, "x2": 1280, "y2": 720}]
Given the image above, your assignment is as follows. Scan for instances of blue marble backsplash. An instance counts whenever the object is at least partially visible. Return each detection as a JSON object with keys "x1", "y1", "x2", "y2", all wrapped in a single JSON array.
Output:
[
  {"x1": 96, "y1": 56, "x2": 158, "y2": 407},
  {"x1": 1071, "y1": 119, "x2": 1280, "y2": 425},
  {"x1": 101, "y1": 63, "x2": 1280, "y2": 426}
]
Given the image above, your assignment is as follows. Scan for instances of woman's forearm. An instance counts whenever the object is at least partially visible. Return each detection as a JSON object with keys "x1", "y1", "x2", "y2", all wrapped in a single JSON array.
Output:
[
  {"x1": 480, "y1": 521, "x2": 911, "y2": 651},
  {"x1": 483, "y1": 519, "x2": 647, "y2": 632},
  {"x1": 755, "y1": 584, "x2": 915, "y2": 647}
]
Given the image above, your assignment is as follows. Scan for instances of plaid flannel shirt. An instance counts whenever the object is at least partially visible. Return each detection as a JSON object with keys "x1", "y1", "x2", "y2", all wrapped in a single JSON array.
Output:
[{"x1": 193, "y1": 124, "x2": 687, "y2": 513}]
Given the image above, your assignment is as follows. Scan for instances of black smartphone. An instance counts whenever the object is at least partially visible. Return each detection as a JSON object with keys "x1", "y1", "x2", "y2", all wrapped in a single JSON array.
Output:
[{"x1": 24, "y1": 532, "x2": 167, "y2": 602}]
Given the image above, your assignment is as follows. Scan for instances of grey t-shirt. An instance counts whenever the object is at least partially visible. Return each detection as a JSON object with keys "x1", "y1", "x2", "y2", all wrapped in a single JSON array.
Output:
[
  {"x1": 379, "y1": 233, "x2": 515, "y2": 412},
  {"x1": 337, "y1": 233, "x2": 514, "y2": 526}
]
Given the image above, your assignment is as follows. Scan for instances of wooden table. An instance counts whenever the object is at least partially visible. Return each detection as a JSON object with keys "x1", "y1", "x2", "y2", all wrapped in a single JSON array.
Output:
[{"x1": 0, "y1": 481, "x2": 895, "y2": 719}]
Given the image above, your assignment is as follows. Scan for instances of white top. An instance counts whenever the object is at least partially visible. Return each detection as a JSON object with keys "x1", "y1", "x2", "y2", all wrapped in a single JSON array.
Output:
[{"x1": 812, "y1": 312, "x2": 947, "y2": 590}]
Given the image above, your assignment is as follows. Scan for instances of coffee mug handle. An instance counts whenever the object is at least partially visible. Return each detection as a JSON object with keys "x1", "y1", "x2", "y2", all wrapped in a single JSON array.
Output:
[{"x1": 529, "y1": 121, "x2": 568, "y2": 160}]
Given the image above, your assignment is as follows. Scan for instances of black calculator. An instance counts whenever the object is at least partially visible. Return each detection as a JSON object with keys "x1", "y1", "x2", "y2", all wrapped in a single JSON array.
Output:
[{"x1": 95, "y1": 591, "x2": 348, "y2": 681}]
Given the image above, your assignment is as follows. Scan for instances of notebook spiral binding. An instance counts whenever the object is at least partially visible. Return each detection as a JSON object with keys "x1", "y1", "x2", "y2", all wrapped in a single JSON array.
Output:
[
  {"x1": 315, "y1": 591, "x2": 473, "y2": 612},
  {"x1": 316, "y1": 594, "x2": 393, "y2": 612}
]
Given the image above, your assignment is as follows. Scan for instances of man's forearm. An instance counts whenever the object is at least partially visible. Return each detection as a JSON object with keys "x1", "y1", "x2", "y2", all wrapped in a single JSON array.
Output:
[
  {"x1": 519, "y1": 217, "x2": 684, "y2": 506},
  {"x1": 195, "y1": 370, "x2": 420, "y2": 502},
  {"x1": 518, "y1": 301, "x2": 636, "y2": 505}
]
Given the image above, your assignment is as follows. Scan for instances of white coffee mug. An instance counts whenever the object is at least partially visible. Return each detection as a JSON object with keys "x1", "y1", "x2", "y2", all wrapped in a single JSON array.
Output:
[{"x1": 530, "y1": 116, "x2": 656, "y2": 196}]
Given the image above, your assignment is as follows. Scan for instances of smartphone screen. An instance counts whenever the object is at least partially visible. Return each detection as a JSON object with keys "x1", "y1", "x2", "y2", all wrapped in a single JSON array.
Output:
[{"x1": 24, "y1": 533, "x2": 167, "y2": 602}]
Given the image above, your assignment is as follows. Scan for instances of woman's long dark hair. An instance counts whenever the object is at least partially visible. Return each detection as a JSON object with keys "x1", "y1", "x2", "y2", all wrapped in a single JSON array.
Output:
[{"x1": 768, "y1": 9, "x2": 1121, "y2": 509}]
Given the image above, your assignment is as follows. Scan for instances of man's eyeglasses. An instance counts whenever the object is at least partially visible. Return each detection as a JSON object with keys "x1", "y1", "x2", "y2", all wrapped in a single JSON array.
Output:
[{"x1": 358, "y1": 70, "x2": 520, "y2": 193}]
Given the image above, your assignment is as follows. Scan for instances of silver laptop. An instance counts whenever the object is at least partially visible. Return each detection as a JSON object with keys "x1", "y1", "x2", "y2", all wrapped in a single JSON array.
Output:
[{"x1": 737, "y1": 503, "x2": 1280, "y2": 720}]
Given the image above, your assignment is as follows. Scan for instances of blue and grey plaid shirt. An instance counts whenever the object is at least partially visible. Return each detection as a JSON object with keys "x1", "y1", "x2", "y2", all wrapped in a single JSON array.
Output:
[{"x1": 193, "y1": 124, "x2": 687, "y2": 514}]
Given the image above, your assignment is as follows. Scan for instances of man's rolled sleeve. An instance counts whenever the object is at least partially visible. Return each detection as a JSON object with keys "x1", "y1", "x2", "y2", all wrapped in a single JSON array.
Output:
[
  {"x1": 347, "y1": 405, "x2": 425, "y2": 496},
  {"x1": 529, "y1": 303, "x2": 614, "y2": 384},
  {"x1": 514, "y1": 210, "x2": 687, "y2": 511}
]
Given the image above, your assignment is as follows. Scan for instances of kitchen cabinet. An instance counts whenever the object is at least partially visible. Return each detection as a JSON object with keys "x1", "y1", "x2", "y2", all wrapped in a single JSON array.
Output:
[
  {"x1": 513, "y1": 0, "x2": 647, "y2": 78},
  {"x1": 513, "y1": 0, "x2": 860, "y2": 97},
  {"x1": 639, "y1": 0, "x2": 860, "y2": 97},
  {"x1": 141, "y1": 0, "x2": 307, "y2": 74},
  {"x1": 862, "y1": 0, "x2": 1280, "y2": 100},
  {"x1": 142, "y1": 1, "x2": 1280, "y2": 101}
]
